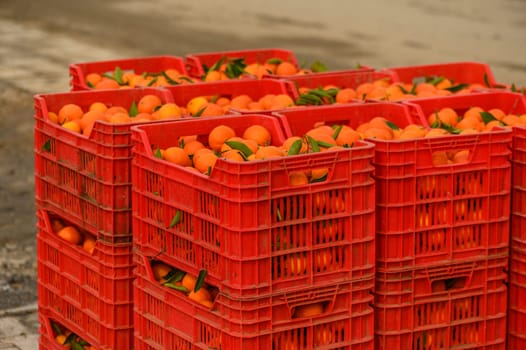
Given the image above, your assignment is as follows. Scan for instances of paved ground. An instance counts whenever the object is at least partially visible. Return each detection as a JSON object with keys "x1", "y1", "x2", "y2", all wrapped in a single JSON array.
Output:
[{"x1": 0, "y1": 0, "x2": 525, "y2": 348}]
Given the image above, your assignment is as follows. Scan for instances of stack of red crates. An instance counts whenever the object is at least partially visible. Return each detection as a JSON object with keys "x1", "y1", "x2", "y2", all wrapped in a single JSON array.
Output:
[
  {"x1": 34, "y1": 86, "x2": 176, "y2": 349},
  {"x1": 509, "y1": 123, "x2": 526, "y2": 347},
  {"x1": 275, "y1": 87, "x2": 512, "y2": 349},
  {"x1": 131, "y1": 114, "x2": 377, "y2": 349}
]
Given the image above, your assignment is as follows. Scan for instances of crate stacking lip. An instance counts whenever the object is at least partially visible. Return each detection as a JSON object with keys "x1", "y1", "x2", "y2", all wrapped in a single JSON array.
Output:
[
  {"x1": 133, "y1": 252, "x2": 375, "y2": 350},
  {"x1": 165, "y1": 78, "x2": 298, "y2": 115},
  {"x1": 274, "y1": 102, "x2": 512, "y2": 270},
  {"x1": 34, "y1": 87, "x2": 175, "y2": 242},
  {"x1": 185, "y1": 48, "x2": 299, "y2": 79},
  {"x1": 69, "y1": 55, "x2": 190, "y2": 91},
  {"x1": 380, "y1": 61, "x2": 504, "y2": 88},
  {"x1": 36, "y1": 208, "x2": 134, "y2": 350},
  {"x1": 374, "y1": 254, "x2": 508, "y2": 350},
  {"x1": 131, "y1": 114, "x2": 376, "y2": 298}
]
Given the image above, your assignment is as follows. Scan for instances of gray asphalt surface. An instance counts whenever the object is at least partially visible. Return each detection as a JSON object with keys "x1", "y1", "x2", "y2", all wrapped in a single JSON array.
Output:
[{"x1": 0, "y1": 0, "x2": 525, "y2": 347}]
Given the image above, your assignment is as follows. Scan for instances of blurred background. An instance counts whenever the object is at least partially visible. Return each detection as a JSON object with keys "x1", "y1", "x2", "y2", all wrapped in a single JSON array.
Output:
[{"x1": 0, "y1": 0, "x2": 525, "y2": 335}]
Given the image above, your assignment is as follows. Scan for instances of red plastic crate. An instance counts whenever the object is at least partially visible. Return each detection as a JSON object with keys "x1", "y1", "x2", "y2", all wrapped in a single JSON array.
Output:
[
  {"x1": 131, "y1": 114, "x2": 375, "y2": 297},
  {"x1": 375, "y1": 255, "x2": 508, "y2": 350},
  {"x1": 39, "y1": 310, "x2": 131, "y2": 350},
  {"x1": 512, "y1": 125, "x2": 526, "y2": 244},
  {"x1": 185, "y1": 48, "x2": 298, "y2": 79},
  {"x1": 508, "y1": 238, "x2": 526, "y2": 347},
  {"x1": 275, "y1": 103, "x2": 512, "y2": 270},
  {"x1": 36, "y1": 208, "x2": 134, "y2": 349},
  {"x1": 69, "y1": 55, "x2": 190, "y2": 91},
  {"x1": 34, "y1": 88, "x2": 174, "y2": 241},
  {"x1": 165, "y1": 78, "x2": 297, "y2": 115},
  {"x1": 134, "y1": 252, "x2": 374, "y2": 350},
  {"x1": 283, "y1": 70, "x2": 396, "y2": 101},
  {"x1": 381, "y1": 61, "x2": 502, "y2": 88}
]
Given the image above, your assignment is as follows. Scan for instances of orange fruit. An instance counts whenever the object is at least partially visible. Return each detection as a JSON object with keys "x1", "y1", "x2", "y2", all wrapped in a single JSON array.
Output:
[
  {"x1": 488, "y1": 108, "x2": 506, "y2": 121},
  {"x1": 58, "y1": 104, "x2": 84, "y2": 124},
  {"x1": 335, "y1": 125, "x2": 361, "y2": 146},
  {"x1": 289, "y1": 171, "x2": 309, "y2": 186},
  {"x1": 163, "y1": 147, "x2": 192, "y2": 166},
  {"x1": 181, "y1": 273, "x2": 197, "y2": 291},
  {"x1": 425, "y1": 128, "x2": 449, "y2": 138},
  {"x1": 335, "y1": 88, "x2": 357, "y2": 103},
  {"x1": 453, "y1": 150, "x2": 470, "y2": 163},
  {"x1": 85, "y1": 73, "x2": 102, "y2": 87},
  {"x1": 47, "y1": 111, "x2": 59, "y2": 124},
  {"x1": 62, "y1": 121, "x2": 81, "y2": 133},
  {"x1": 138, "y1": 94, "x2": 162, "y2": 114},
  {"x1": 193, "y1": 150, "x2": 218, "y2": 174},
  {"x1": 463, "y1": 106, "x2": 484, "y2": 122},
  {"x1": 276, "y1": 61, "x2": 298, "y2": 76},
  {"x1": 188, "y1": 287, "x2": 212, "y2": 303},
  {"x1": 282, "y1": 136, "x2": 307, "y2": 154},
  {"x1": 456, "y1": 116, "x2": 483, "y2": 131},
  {"x1": 243, "y1": 125, "x2": 271, "y2": 146},
  {"x1": 183, "y1": 140, "x2": 206, "y2": 158},
  {"x1": 200, "y1": 103, "x2": 225, "y2": 117},
  {"x1": 208, "y1": 125, "x2": 236, "y2": 151},
  {"x1": 254, "y1": 146, "x2": 283, "y2": 160},
  {"x1": 221, "y1": 149, "x2": 245, "y2": 162},
  {"x1": 94, "y1": 78, "x2": 120, "y2": 90},
  {"x1": 294, "y1": 302, "x2": 324, "y2": 318},
  {"x1": 502, "y1": 114, "x2": 522, "y2": 126},
  {"x1": 151, "y1": 262, "x2": 173, "y2": 282},
  {"x1": 363, "y1": 127, "x2": 393, "y2": 140},
  {"x1": 57, "y1": 226, "x2": 83, "y2": 245},
  {"x1": 230, "y1": 95, "x2": 252, "y2": 110},
  {"x1": 157, "y1": 103, "x2": 182, "y2": 119},
  {"x1": 51, "y1": 219, "x2": 64, "y2": 233},
  {"x1": 82, "y1": 235, "x2": 96, "y2": 254},
  {"x1": 270, "y1": 94, "x2": 295, "y2": 109}
]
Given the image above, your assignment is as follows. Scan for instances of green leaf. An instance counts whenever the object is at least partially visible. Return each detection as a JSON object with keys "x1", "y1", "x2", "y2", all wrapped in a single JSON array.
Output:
[
  {"x1": 311, "y1": 60, "x2": 327, "y2": 73},
  {"x1": 225, "y1": 140, "x2": 253, "y2": 157},
  {"x1": 439, "y1": 123, "x2": 462, "y2": 134},
  {"x1": 355, "y1": 62, "x2": 362, "y2": 69},
  {"x1": 427, "y1": 76, "x2": 445, "y2": 86},
  {"x1": 310, "y1": 173, "x2": 328, "y2": 183},
  {"x1": 385, "y1": 120, "x2": 400, "y2": 130},
  {"x1": 65, "y1": 333, "x2": 76, "y2": 344},
  {"x1": 193, "y1": 106, "x2": 206, "y2": 117},
  {"x1": 154, "y1": 148, "x2": 163, "y2": 159},
  {"x1": 42, "y1": 139, "x2": 51, "y2": 152},
  {"x1": 194, "y1": 269, "x2": 208, "y2": 292},
  {"x1": 445, "y1": 83, "x2": 469, "y2": 93},
  {"x1": 86, "y1": 81, "x2": 95, "y2": 88},
  {"x1": 287, "y1": 139, "x2": 303, "y2": 156},
  {"x1": 208, "y1": 56, "x2": 226, "y2": 73},
  {"x1": 266, "y1": 57, "x2": 283, "y2": 65},
  {"x1": 129, "y1": 100, "x2": 138, "y2": 117},
  {"x1": 169, "y1": 210, "x2": 181, "y2": 228},
  {"x1": 409, "y1": 83, "x2": 417, "y2": 95},
  {"x1": 325, "y1": 88, "x2": 340, "y2": 97},
  {"x1": 483, "y1": 73, "x2": 491, "y2": 87},
  {"x1": 102, "y1": 72, "x2": 115, "y2": 81},
  {"x1": 162, "y1": 269, "x2": 185, "y2": 284},
  {"x1": 397, "y1": 84, "x2": 410, "y2": 95},
  {"x1": 164, "y1": 282, "x2": 190, "y2": 293},
  {"x1": 147, "y1": 77, "x2": 158, "y2": 86},
  {"x1": 142, "y1": 71, "x2": 148, "y2": 78},
  {"x1": 276, "y1": 208, "x2": 283, "y2": 222},
  {"x1": 332, "y1": 125, "x2": 343, "y2": 140},
  {"x1": 71, "y1": 341, "x2": 84, "y2": 350},
  {"x1": 316, "y1": 140, "x2": 335, "y2": 148},
  {"x1": 309, "y1": 88, "x2": 334, "y2": 103},
  {"x1": 209, "y1": 94, "x2": 219, "y2": 103},
  {"x1": 511, "y1": 83, "x2": 517, "y2": 92},
  {"x1": 114, "y1": 66, "x2": 124, "y2": 85},
  {"x1": 178, "y1": 76, "x2": 195, "y2": 83},
  {"x1": 430, "y1": 120, "x2": 440, "y2": 128},
  {"x1": 51, "y1": 321, "x2": 62, "y2": 335},
  {"x1": 162, "y1": 71, "x2": 180, "y2": 85},
  {"x1": 205, "y1": 166, "x2": 212, "y2": 176},
  {"x1": 179, "y1": 138, "x2": 186, "y2": 148},
  {"x1": 480, "y1": 111, "x2": 498, "y2": 124},
  {"x1": 307, "y1": 135, "x2": 320, "y2": 152},
  {"x1": 201, "y1": 63, "x2": 210, "y2": 74}
]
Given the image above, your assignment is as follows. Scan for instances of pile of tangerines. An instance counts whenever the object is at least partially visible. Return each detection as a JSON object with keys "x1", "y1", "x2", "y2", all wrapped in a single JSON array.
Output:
[
  {"x1": 295, "y1": 77, "x2": 498, "y2": 105},
  {"x1": 151, "y1": 261, "x2": 216, "y2": 309},
  {"x1": 52, "y1": 321, "x2": 95, "y2": 349},
  {"x1": 51, "y1": 218, "x2": 96, "y2": 255},
  {"x1": 84, "y1": 67, "x2": 196, "y2": 89}
]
